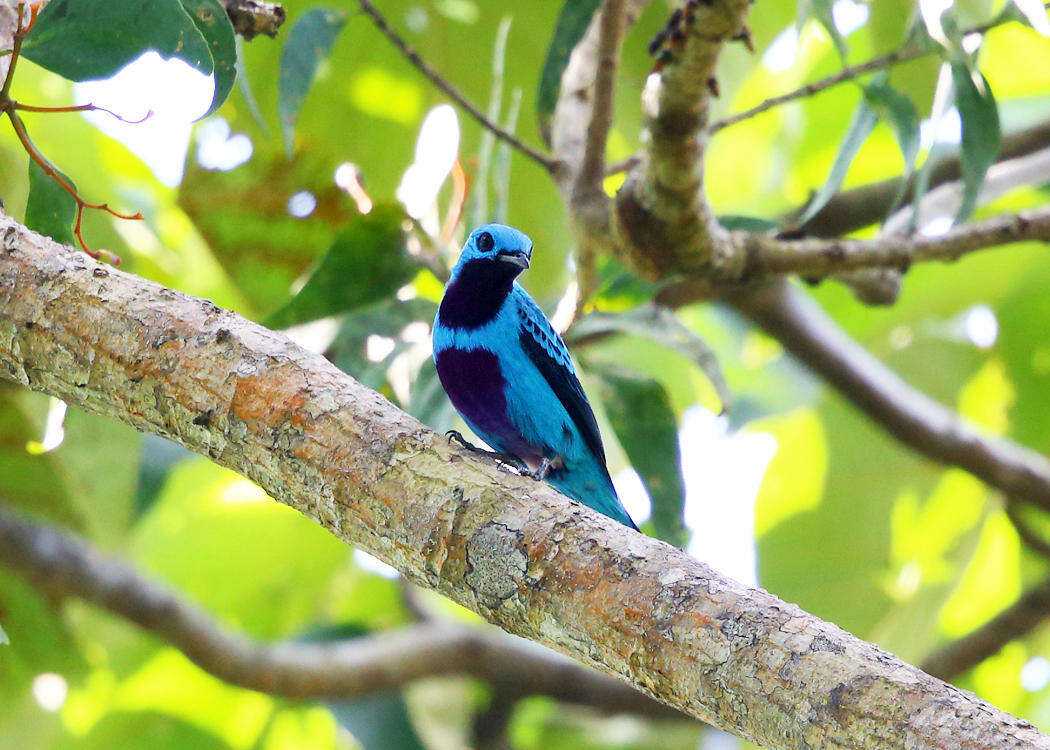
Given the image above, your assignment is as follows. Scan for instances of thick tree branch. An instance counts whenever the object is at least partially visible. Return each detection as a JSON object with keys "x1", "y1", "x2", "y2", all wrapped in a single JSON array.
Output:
[
  {"x1": 730, "y1": 280, "x2": 1050, "y2": 514},
  {"x1": 2, "y1": 217, "x2": 1047, "y2": 748},
  {"x1": 354, "y1": 0, "x2": 558, "y2": 173},
  {"x1": 219, "y1": 0, "x2": 285, "y2": 39},
  {"x1": 799, "y1": 122, "x2": 1050, "y2": 237},
  {"x1": 726, "y1": 205, "x2": 1050, "y2": 278},
  {"x1": 921, "y1": 577, "x2": 1050, "y2": 681},
  {"x1": 0, "y1": 503, "x2": 677, "y2": 717}
]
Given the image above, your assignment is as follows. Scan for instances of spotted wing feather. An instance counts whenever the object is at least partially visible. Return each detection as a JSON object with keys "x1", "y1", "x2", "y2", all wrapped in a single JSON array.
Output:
[{"x1": 514, "y1": 292, "x2": 607, "y2": 467}]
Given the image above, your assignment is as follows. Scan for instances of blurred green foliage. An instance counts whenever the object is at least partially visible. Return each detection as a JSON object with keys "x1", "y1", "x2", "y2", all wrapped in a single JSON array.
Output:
[{"x1": 2, "y1": 0, "x2": 1050, "y2": 748}]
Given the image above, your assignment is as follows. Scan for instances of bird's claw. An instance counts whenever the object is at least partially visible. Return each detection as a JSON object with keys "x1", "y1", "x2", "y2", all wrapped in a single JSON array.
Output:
[
  {"x1": 445, "y1": 429, "x2": 477, "y2": 451},
  {"x1": 446, "y1": 430, "x2": 529, "y2": 473}
]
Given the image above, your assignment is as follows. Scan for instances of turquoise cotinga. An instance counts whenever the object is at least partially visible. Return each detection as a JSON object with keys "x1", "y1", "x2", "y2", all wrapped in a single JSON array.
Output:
[{"x1": 432, "y1": 224, "x2": 636, "y2": 529}]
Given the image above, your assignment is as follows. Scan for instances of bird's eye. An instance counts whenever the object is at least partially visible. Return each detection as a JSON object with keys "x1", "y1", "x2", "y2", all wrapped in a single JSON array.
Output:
[{"x1": 476, "y1": 232, "x2": 495, "y2": 253}]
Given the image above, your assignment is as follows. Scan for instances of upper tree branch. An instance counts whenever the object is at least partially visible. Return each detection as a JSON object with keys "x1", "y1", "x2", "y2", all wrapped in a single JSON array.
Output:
[
  {"x1": 729, "y1": 280, "x2": 1050, "y2": 514},
  {"x1": 0, "y1": 504, "x2": 676, "y2": 717},
  {"x1": 727, "y1": 205, "x2": 1050, "y2": 278},
  {"x1": 1, "y1": 216, "x2": 1046, "y2": 749},
  {"x1": 354, "y1": 0, "x2": 558, "y2": 173}
]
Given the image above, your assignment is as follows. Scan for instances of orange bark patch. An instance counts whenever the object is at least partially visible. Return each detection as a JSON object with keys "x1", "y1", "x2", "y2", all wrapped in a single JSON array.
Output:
[{"x1": 232, "y1": 371, "x2": 309, "y2": 427}]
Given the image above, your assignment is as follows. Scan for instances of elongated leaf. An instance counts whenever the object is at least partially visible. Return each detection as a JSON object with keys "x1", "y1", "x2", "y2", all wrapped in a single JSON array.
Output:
[
  {"x1": 863, "y1": 77, "x2": 920, "y2": 218},
  {"x1": 278, "y1": 7, "x2": 347, "y2": 155},
  {"x1": 951, "y1": 60, "x2": 1001, "y2": 223},
  {"x1": 265, "y1": 205, "x2": 415, "y2": 329},
  {"x1": 25, "y1": 159, "x2": 76, "y2": 246},
  {"x1": 865, "y1": 79, "x2": 920, "y2": 173},
  {"x1": 22, "y1": 0, "x2": 212, "y2": 81},
  {"x1": 596, "y1": 367, "x2": 687, "y2": 547},
  {"x1": 537, "y1": 0, "x2": 602, "y2": 145},
  {"x1": 180, "y1": 0, "x2": 238, "y2": 117},
  {"x1": 718, "y1": 215, "x2": 781, "y2": 233},
  {"x1": 568, "y1": 305, "x2": 731, "y2": 414},
  {"x1": 795, "y1": 99, "x2": 879, "y2": 226}
]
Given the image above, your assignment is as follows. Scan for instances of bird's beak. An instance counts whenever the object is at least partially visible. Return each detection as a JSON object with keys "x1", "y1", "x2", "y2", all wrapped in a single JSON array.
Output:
[{"x1": 497, "y1": 250, "x2": 530, "y2": 269}]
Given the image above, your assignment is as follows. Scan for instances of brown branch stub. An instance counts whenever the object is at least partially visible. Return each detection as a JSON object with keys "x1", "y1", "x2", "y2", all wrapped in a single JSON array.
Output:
[
  {"x1": 220, "y1": 0, "x2": 286, "y2": 39},
  {"x1": 0, "y1": 504, "x2": 676, "y2": 717},
  {"x1": 1, "y1": 217, "x2": 1049, "y2": 749}
]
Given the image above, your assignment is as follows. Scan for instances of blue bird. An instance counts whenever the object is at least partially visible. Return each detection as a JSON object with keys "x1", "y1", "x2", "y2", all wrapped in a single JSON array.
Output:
[{"x1": 433, "y1": 224, "x2": 637, "y2": 529}]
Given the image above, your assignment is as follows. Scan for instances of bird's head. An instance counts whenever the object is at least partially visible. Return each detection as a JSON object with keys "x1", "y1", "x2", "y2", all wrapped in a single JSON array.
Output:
[{"x1": 454, "y1": 224, "x2": 533, "y2": 277}]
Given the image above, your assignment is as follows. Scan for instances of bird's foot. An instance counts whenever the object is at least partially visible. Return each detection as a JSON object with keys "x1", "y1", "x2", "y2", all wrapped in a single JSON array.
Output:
[
  {"x1": 527, "y1": 455, "x2": 559, "y2": 481},
  {"x1": 445, "y1": 431, "x2": 529, "y2": 473}
]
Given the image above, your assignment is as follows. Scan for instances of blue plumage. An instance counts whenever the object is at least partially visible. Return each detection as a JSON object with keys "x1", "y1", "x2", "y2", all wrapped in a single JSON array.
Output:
[{"x1": 433, "y1": 224, "x2": 636, "y2": 529}]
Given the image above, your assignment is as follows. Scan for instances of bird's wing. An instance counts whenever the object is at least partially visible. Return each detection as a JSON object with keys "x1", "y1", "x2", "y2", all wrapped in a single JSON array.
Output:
[{"x1": 514, "y1": 290, "x2": 607, "y2": 465}]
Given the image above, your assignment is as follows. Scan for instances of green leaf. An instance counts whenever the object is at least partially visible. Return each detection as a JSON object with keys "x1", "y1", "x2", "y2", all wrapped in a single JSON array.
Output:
[
  {"x1": 265, "y1": 205, "x2": 414, "y2": 329},
  {"x1": 22, "y1": 0, "x2": 213, "y2": 81},
  {"x1": 718, "y1": 215, "x2": 781, "y2": 233},
  {"x1": 951, "y1": 60, "x2": 1001, "y2": 223},
  {"x1": 0, "y1": 622, "x2": 8, "y2": 646},
  {"x1": 25, "y1": 159, "x2": 76, "y2": 245},
  {"x1": 864, "y1": 78, "x2": 920, "y2": 177},
  {"x1": 596, "y1": 367, "x2": 688, "y2": 547},
  {"x1": 863, "y1": 76, "x2": 920, "y2": 218},
  {"x1": 330, "y1": 692, "x2": 425, "y2": 750},
  {"x1": 180, "y1": 0, "x2": 238, "y2": 117},
  {"x1": 568, "y1": 305, "x2": 731, "y2": 414},
  {"x1": 278, "y1": 7, "x2": 348, "y2": 155},
  {"x1": 536, "y1": 0, "x2": 602, "y2": 145},
  {"x1": 795, "y1": 98, "x2": 879, "y2": 226}
]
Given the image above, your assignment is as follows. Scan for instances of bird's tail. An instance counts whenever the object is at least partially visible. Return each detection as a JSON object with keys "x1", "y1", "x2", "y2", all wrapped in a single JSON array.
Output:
[{"x1": 546, "y1": 468, "x2": 637, "y2": 530}]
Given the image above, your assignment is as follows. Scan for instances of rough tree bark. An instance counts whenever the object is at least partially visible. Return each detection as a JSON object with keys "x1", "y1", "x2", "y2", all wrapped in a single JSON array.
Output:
[{"x1": 1, "y1": 215, "x2": 1048, "y2": 750}]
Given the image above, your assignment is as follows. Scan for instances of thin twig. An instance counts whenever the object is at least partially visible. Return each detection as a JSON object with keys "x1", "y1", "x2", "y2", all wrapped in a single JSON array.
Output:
[
  {"x1": 14, "y1": 101, "x2": 152, "y2": 124},
  {"x1": 6, "y1": 109, "x2": 140, "y2": 263},
  {"x1": 709, "y1": 7, "x2": 1047, "y2": 133},
  {"x1": 354, "y1": 0, "x2": 559, "y2": 173},
  {"x1": 0, "y1": 2, "x2": 32, "y2": 102}
]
